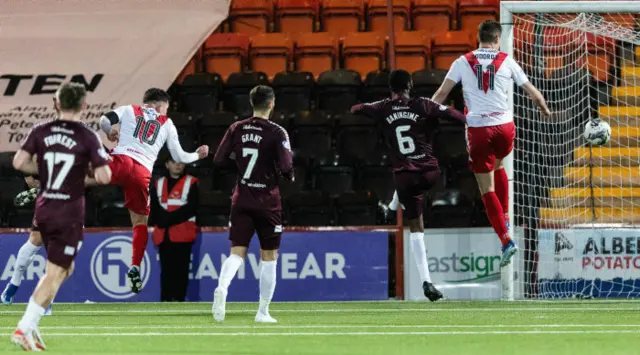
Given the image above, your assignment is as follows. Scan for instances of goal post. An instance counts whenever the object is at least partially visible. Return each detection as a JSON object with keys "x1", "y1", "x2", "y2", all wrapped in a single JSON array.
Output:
[{"x1": 500, "y1": 1, "x2": 640, "y2": 299}]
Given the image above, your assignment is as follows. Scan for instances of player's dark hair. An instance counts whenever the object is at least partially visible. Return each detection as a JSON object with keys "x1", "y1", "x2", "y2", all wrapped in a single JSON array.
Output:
[
  {"x1": 56, "y1": 82, "x2": 87, "y2": 112},
  {"x1": 249, "y1": 85, "x2": 275, "y2": 111},
  {"x1": 389, "y1": 69, "x2": 412, "y2": 93},
  {"x1": 478, "y1": 20, "x2": 502, "y2": 44},
  {"x1": 143, "y1": 88, "x2": 170, "y2": 104}
]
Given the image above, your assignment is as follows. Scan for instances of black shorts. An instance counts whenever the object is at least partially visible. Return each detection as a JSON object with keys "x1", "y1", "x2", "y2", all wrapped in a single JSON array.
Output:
[
  {"x1": 394, "y1": 169, "x2": 441, "y2": 220},
  {"x1": 229, "y1": 205, "x2": 282, "y2": 250},
  {"x1": 37, "y1": 221, "x2": 83, "y2": 268}
]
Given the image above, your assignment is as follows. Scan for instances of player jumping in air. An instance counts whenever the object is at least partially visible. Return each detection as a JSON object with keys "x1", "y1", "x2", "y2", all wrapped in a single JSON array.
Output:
[
  {"x1": 212, "y1": 85, "x2": 294, "y2": 323},
  {"x1": 96, "y1": 88, "x2": 209, "y2": 293},
  {"x1": 431, "y1": 20, "x2": 550, "y2": 266},
  {"x1": 10, "y1": 83, "x2": 112, "y2": 351},
  {"x1": 352, "y1": 69, "x2": 467, "y2": 301}
]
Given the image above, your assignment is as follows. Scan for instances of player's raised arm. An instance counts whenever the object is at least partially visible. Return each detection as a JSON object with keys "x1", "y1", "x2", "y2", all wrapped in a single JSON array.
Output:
[
  {"x1": 166, "y1": 120, "x2": 208, "y2": 164},
  {"x1": 432, "y1": 57, "x2": 463, "y2": 104},
  {"x1": 100, "y1": 106, "x2": 127, "y2": 142},
  {"x1": 213, "y1": 124, "x2": 236, "y2": 167},
  {"x1": 276, "y1": 128, "x2": 294, "y2": 181},
  {"x1": 351, "y1": 101, "x2": 380, "y2": 117}
]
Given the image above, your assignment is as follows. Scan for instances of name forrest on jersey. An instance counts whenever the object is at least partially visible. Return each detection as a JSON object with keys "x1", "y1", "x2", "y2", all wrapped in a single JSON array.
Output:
[
  {"x1": 386, "y1": 111, "x2": 419, "y2": 124},
  {"x1": 44, "y1": 133, "x2": 77, "y2": 150}
]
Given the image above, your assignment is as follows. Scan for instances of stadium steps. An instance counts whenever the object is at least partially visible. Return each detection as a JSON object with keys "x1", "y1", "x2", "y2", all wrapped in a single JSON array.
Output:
[
  {"x1": 599, "y1": 106, "x2": 640, "y2": 126},
  {"x1": 573, "y1": 147, "x2": 640, "y2": 165},
  {"x1": 549, "y1": 187, "x2": 640, "y2": 208},
  {"x1": 611, "y1": 86, "x2": 640, "y2": 106},
  {"x1": 563, "y1": 166, "x2": 640, "y2": 186},
  {"x1": 540, "y1": 206, "x2": 640, "y2": 224},
  {"x1": 620, "y1": 66, "x2": 640, "y2": 86},
  {"x1": 635, "y1": 46, "x2": 640, "y2": 64}
]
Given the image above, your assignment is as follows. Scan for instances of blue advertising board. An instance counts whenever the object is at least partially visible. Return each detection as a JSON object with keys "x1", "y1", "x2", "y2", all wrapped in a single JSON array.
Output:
[{"x1": 0, "y1": 231, "x2": 388, "y2": 302}]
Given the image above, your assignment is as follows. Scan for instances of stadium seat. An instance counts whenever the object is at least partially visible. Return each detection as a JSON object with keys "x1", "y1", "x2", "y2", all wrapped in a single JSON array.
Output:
[
  {"x1": 279, "y1": 163, "x2": 308, "y2": 198},
  {"x1": 214, "y1": 167, "x2": 238, "y2": 194},
  {"x1": 270, "y1": 110, "x2": 294, "y2": 132},
  {"x1": 0, "y1": 177, "x2": 25, "y2": 205},
  {"x1": 342, "y1": 32, "x2": 386, "y2": 78},
  {"x1": 290, "y1": 111, "x2": 334, "y2": 161},
  {"x1": 412, "y1": 0, "x2": 456, "y2": 34},
  {"x1": 458, "y1": 0, "x2": 499, "y2": 32},
  {"x1": 199, "y1": 112, "x2": 238, "y2": 155},
  {"x1": 433, "y1": 124, "x2": 466, "y2": 166},
  {"x1": 6, "y1": 207, "x2": 35, "y2": 228},
  {"x1": 367, "y1": 0, "x2": 410, "y2": 32},
  {"x1": 88, "y1": 185, "x2": 124, "y2": 204},
  {"x1": 0, "y1": 152, "x2": 18, "y2": 177},
  {"x1": 602, "y1": 13, "x2": 637, "y2": 29},
  {"x1": 426, "y1": 188, "x2": 473, "y2": 228},
  {"x1": 286, "y1": 191, "x2": 334, "y2": 226},
  {"x1": 431, "y1": 31, "x2": 474, "y2": 70},
  {"x1": 204, "y1": 33, "x2": 250, "y2": 80},
  {"x1": 175, "y1": 55, "x2": 199, "y2": 84},
  {"x1": 336, "y1": 113, "x2": 379, "y2": 162},
  {"x1": 394, "y1": 31, "x2": 430, "y2": 73},
  {"x1": 543, "y1": 54, "x2": 565, "y2": 79},
  {"x1": 360, "y1": 165, "x2": 394, "y2": 201},
  {"x1": 275, "y1": 0, "x2": 319, "y2": 33},
  {"x1": 363, "y1": 70, "x2": 390, "y2": 102},
  {"x1": 294, "y1": 32, "x2": 339, "y2": 79},
  {"x1": 98, "y1": 203, "x2": 132, "y2": 227},
  {"x1": 317, "y1": 69, "x2": 362, "y2": 112},
  {"x1": 196, "y1": 190, "x2": 231, "y2": 227},
  {"x1": 178, "y1": 73, "x2": 223, "y2": 115},
  {"x1": 335, "y1": 191, "x2": 379, "y2": 225},
  {"x1": 321, "y1": 0, "x2": 364, "y2": 34},
  {"x1": 585, "y1": 53, "x2": 612, "y2": 82},
  {"x1": 168, "y1": 112, "x2": 199, "y2": 141},
  {"x1": 221, "y1": 72, "x2": 269, "y2": 117},
  {"x1": 229, "y1": 0, "x2": 273, "y2": 35},
  {"x1": 412, "y1": 69, "x2": 447, "y2": 98},
  {"x1": 272, "y1": 71, "x2": 315, "y2": 111},
  {"x1": 249, "y1": 33, "x2": 293, "y2": 79}
]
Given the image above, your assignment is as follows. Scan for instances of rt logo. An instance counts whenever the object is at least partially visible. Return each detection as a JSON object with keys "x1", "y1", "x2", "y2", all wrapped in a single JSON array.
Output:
[
  {"x1": 90, "y1": 236, "x2": 150, "y2": 299},
  {"x1": 554, "y1": 232, "x2": 574, "y2": 255}
]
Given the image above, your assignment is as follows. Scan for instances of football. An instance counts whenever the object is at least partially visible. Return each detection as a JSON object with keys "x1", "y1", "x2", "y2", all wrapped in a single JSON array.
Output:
[{"x1": 584, "y1": 120, "x2": 611, "y2": 146}]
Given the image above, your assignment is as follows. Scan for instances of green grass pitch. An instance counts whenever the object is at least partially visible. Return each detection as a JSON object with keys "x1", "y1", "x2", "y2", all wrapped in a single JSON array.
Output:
[{"x1": 1, "y1": 301, "x2": 639, "y2": 354}]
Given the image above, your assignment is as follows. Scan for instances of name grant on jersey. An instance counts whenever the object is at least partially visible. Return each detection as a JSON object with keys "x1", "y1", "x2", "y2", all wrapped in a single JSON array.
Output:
[
  {"x1": 242, "y1": 133, "x2": 262, "y2": 144},
  {"x1": 44, "y1": 134, "x2": 77, "y2": 150},
  {"x1": 386, "y1": 111, "x2": 419, "y2": 124}
]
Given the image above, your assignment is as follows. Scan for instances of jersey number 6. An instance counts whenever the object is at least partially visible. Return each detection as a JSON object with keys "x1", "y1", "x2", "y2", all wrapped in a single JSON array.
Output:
[{"x1": 396, "y1": 125, "x2": 416, "y2": 155}]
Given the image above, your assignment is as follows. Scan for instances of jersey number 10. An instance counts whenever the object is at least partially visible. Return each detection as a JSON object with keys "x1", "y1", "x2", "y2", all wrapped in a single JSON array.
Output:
[{"x1": 134, "y1": 116, "x2": 161, "y2": 145}]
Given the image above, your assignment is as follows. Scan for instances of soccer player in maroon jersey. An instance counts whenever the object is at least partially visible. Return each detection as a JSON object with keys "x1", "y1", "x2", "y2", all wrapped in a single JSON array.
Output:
[
  {"x1": 212, "y1": 85, "x2": 293, "y2": 323},
  {"x1": 10, "y1": 83, "x2": 112, "y2": 351},
  {"x1": 351, "y1": 69, "x2": 467, "y2": 301}
]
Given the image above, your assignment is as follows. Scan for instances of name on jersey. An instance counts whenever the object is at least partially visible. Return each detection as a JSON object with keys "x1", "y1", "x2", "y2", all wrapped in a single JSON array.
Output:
[
  {"x1": 386, "y1": 111, "x2": 419, "y2": 124},
  {"x1": 44, "y1": 133, "x2": 77, "y2": 150},
  {"x1": 474, "y1": 53, "x2": 496, "y2": 60},
  {"x1": 242, "y1": 133, "x2": 262, "y2": 144}
]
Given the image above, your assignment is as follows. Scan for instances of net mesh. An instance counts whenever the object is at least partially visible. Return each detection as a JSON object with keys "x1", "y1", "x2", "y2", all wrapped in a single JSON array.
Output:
[{"x1": 511, "y1": 11, "x2": 640, "y2": 298}]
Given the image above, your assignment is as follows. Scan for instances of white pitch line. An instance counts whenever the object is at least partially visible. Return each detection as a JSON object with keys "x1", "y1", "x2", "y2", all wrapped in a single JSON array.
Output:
[
  {"x1": 7, "y1": 330, "x2": 640, "y2": 337},
  {"x1": 0, "y1": 324, "x2": 638, "y2": 330}
]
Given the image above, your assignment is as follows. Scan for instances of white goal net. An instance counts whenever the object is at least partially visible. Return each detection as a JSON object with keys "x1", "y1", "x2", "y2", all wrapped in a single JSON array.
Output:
[{"x1": 505, "y1": 2, "x2": 640, "y2": 299}]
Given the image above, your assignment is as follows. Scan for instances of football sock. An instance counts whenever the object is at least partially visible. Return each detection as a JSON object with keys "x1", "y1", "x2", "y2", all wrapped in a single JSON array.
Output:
[
  {"x1": 131, "y1": 224, "x2": 148, "y2": 267},
  {"x1": 11, "y1": 240, "x2": 41, "y2": 287},
  {"x1": 410, "y1": 232, "x2": 432, "y2": 283},
  {"x1": 218, "y1": 254, "x2": 243, "y2": 292},
  {"x1": 481, "y1": 192, "x2": 511, "y2": 246},
  {"x1": 17, "y1": 297, "x2": 44, "y2": 333},
  {"x1": 258, "y1": 260, "x2": 277, "y2": 314},
  {"x1": 494, "y1": 168, "x2": 509, "y2": 217},
  {"x1": 389, "y1": 191, "x2": 400, "y2": 211}
]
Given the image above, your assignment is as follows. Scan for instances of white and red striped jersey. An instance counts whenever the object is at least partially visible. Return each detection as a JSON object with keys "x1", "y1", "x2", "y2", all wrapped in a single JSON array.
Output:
[
  {"x1": 109, "y1": 105, "x2": 199, "y2": 172},
  {"x1": 445, "y1": 48, "x2": 529, "y2": 127}
]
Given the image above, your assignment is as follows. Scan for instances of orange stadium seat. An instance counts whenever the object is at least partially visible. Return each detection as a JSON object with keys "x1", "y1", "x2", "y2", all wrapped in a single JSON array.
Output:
[
  {"x1": 276, "y1": 0, "x2": 319, "y2": 33},
  {"x1": 295, "y1": 32, "x2": 339, "y2": 78},
  {"x1": 585, "y1": 54, "x2": 612, "y2": 82},
  {"x1": 394, "y1": 31, "x2": 430, "y2": 73},
  {"x1": 367, "y1": 0, "x2": 410, "y2": 32},
  {"x1": 412, "y1": 0, "x2": 456, "y2": 34},
  {"x1": 176, "y1": 55, "x2": 199, "y2": 84},
  {"x1": 431, "y1": 31, "x2": 474, "y2": 70},
  {"x1": 229, "y1": 0, "x2": 273, "y2": 35},
  {"x1": 458, "y1": 0, "x2": 499, "y2": 32},
  {"x1": 321, "y1": 0, "x2": 364, "y2": 34},
  {"x1": 342, "y1": 32, "x2": 386, "y2": 78},
  {"x1": 603, "y1": 13, "x2": 637, "y2": 29},
  {"x1": 249, "y1": 33, "x2": 293, "y2": 79},
  {"x1": 204, "y1": 33, "x2": 250, "y2": 80},
  {"x1": 543, "y1": 55, "x2": 564, "y2": 78}
]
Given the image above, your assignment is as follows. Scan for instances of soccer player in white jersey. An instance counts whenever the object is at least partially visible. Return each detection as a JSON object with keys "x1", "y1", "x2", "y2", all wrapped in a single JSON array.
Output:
[
  {"x1": 432, "y1": 20, "x2": 550, "y2": 266},
  {"x1": 97, "y1": 88, "x2": 209, "y2": 293}
]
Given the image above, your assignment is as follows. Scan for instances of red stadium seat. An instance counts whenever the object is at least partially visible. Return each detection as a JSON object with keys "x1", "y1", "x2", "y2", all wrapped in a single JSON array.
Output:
[
  {"x1": 584, "y1": 54, "x2": 612, "y2": 82},
  {"x1": 175, "y1": 52, "x2": 201, "y2": 84},
  {"x1": 367, "y1": 0, "x2": 410, "y2": 32},
  {"x1": 321, "y1": 0, "x2": 364, "y2": 34},
  {"x1": 295, "y1": 32, "x2": 339, "y2": 78},
  {"x1": 204, "y1": 33, "x2": 250, "y2": 80},
  {"x1": 276, "y1": 0, "x2": 319, "y2": 33},
  {"x1": 342, "y1": 32, "x2": 386, "y2": 78},
  {"x1": 229, "y1": 0, "x2": 273, "y2": 35},
  {"x1": 250, "y1": 33, "x2": 293, "y2": 80},
  {"x1": 394, "y1": 31, "x2": 430, "y2": 73},
  {"x1": 412, "y1": 0, "x2": 456, "y2": 34},
  {"x1": 431, "y1": 31, "x2": 474, "y2": 70},
  {"x1": 458, "y1": 0, "x2": 499, "y2": 32},
  {"x1": 542, "y1": 27, "x2": 580, "y2": 53},
  {"x1": 603, "y1": 13, "x2": 637, "y2": 29}
]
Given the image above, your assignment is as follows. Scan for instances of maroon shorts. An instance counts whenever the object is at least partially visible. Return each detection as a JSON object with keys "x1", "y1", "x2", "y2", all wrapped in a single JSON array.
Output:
[
  {"x1": 229, "y1": 205, "x2": 282, "y2": 250},
  {"x1": 31, "y1": 218, "x2": 39, "y2": 233},
  {"x1": 394, "y1": 169, "x2": 441, "y2": 220},
  {"x1": 37, "y1": 221, "x2": 83, "y2": 269},
  {"x1": 109, "y1": 154, "x2": 151, "y2": 215},
  {"x1": 465, "y1": 122, "x2": 516, "y2": 173}
]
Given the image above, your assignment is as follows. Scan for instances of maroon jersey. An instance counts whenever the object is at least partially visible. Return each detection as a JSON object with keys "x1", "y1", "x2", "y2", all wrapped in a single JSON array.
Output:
[
  {"x1": 21, "y1": 120, "x2": 110, "y2": 224},
  {"x1": 213, "y1": 117, "x2": 294, "y2": 210},
  {"x1": 351, "y1": 97, "x2": 466, "y2": 172}
]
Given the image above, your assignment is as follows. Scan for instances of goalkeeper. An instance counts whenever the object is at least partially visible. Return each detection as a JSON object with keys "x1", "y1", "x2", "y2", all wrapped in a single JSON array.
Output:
[{"x1": 431, "y1": 20, "x2": 550, "y2": 266}]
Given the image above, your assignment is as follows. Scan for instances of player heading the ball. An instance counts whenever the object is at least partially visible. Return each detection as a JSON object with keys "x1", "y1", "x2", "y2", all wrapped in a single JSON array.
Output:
[{"x1": 432, "y1": 20, "x2": 550, "y2": 266}]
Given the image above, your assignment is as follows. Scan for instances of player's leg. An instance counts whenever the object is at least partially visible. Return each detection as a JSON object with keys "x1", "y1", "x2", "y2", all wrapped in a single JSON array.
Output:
[
  {"x1": 254, "y1": 210, "x2": 282, "y2": 323},
  {"x1": 494, "y1": 159, "x2": 509, "y2": 228},
  {"x1": 213, "y1": 206, "x2": 253, "y2": 322},
  {"x1": 124, "y1": 162, "x2": 152, "y2": 293},
  {"x1": 127, "y1": 211, "x2": 149, "y2": 293},
  {"x1": 2, "y1": 227, "x2": 43, "y2": 305}
]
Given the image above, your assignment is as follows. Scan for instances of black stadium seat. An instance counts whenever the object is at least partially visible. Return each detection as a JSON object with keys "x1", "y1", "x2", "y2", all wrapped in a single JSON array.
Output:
[
  {"x1": 199, "y1": 112, "x2": 238, "y2": 152},
  {"x1": 335, "y1": 191, "x2": 379, "y2": 225},
  {"x1": 0, "y1": 177, "x2": 25, "y2": 206},
  {"x1": 179, "y1": 73, "x2": 223, "y2": 115},
  {"x1": 290, "y1": 112, "x2": 333, "y2": 161},
  {"x1": 363, "y1": 70, "x2": 390, "y2": 102},
  {"x1": 222, "y1": 72, "x2": 269, "y2": 117},
  {"x1": 335, "y1": 113, "x2": 378, "y2": 162},
  {"x1": 286, "y1": 191, "x2": 334, "y2": 226},
  {"x1": 317, "y1": 69, "x2": 362, "y2": 112},
  {"x1": 197, "y1": 190, "x2": 231, "y2": 227},
  {"x1": 272, "y1": 71, "x2": 315, "y2": 111}
]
